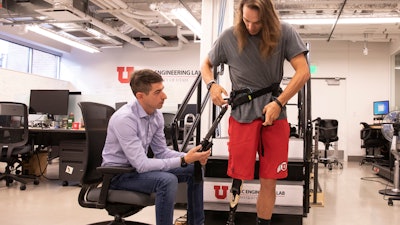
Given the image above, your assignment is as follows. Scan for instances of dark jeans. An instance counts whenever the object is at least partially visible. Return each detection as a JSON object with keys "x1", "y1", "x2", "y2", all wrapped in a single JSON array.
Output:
[{"x1": 110, "y1": 164, "x2": 204, "y2": 225}]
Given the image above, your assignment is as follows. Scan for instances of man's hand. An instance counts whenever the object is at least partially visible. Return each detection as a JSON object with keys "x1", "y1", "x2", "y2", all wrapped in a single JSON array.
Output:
[
  {"x1": 184, "y1": 145, "x2": 211, "y2": 165},
  {"x1": 262, "y1": 101, "x2": 282, "y2": 126},
  {"x1": 209, "y1": 84, "x2": 228, "y2": 106}
]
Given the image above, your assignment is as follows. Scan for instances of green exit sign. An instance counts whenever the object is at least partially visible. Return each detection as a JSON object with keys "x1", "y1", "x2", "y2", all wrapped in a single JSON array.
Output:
[{"x1": 310, "y1": 65, "x2": 317, "y2": 74}]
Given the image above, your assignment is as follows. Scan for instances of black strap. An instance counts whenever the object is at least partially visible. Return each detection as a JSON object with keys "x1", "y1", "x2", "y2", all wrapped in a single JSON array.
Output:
[{"x1": 229, "y1": 83, "x2": 280, "y2": 110}]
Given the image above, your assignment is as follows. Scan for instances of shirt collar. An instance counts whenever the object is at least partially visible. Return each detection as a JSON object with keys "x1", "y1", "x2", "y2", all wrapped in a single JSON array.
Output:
[{"x1": 133, "y1": 100, "x2": 154, "y2": 120}]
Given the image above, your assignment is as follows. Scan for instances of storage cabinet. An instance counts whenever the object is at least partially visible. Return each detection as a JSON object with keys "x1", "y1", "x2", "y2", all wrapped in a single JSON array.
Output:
[{"x1": 59, "y1": 140, "x2": 87, "y2": 186}]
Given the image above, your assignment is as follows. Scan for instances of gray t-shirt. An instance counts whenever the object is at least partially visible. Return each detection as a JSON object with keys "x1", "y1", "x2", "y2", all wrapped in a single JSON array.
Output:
[{"x1": 208, "y1": 22, "x2": 308, "y2": 123}]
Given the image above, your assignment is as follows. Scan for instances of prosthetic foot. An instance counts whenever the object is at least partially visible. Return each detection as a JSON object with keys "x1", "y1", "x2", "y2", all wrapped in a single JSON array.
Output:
[{"x1": 226, "y1": 179, "x2": 243, "y2": 225}]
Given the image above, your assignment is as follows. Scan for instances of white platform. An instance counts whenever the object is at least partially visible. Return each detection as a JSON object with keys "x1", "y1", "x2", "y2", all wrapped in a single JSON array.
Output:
[{"x1": 203, "y1": 178, "x2": 303, "y2": 207}]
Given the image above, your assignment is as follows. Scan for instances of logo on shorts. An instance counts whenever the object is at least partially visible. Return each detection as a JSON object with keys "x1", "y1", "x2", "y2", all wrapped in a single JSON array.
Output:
[{"x1": 276, "y1": 162, "x2": 288, "y2": 173}]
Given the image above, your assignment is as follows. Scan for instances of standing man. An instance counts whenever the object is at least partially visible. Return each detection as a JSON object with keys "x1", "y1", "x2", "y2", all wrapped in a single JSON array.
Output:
[
  {"x1": 102, "y1": 69, "x2": 211, "y2": 225},
  {"x1": 201, "y1": 1, "x2": 310, "y2": 225}
]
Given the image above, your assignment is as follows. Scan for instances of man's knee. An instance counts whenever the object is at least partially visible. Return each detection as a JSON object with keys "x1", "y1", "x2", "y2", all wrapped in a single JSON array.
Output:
[
  {"x1": 159, "y1": 173, "x2": 179, "y2": 193},
  {"x1": 259, "y1": 178, "x2": 276, "y2": 192}
]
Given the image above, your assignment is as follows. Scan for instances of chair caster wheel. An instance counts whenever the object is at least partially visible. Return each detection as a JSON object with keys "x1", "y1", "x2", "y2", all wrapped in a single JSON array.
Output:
[
  {"x1": 6, "y1": 178, "x2": 13, "y2": 186},
  {"x1": 34, "y1": 179, "x2": 40, "y2": 185},
  {"x1": 62, "y1": 181, "x2": 69, "y2": 186},
  {"x1": 20, "y1": 185, "x2": 26, "y2": 190},
  {"x1": 388, "y1": 200, "x2": 393, "y2": 206}
]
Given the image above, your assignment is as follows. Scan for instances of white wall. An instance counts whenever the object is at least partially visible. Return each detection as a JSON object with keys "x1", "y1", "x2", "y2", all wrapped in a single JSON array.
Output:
[
  {"x1": 305, "y1": 41, "x2": 391, "y2": 159},
  {"x1": 0, "y1": 39, "x2": 395, "y2": 160},
  {"x1": 59, "y1": 42, "x2": 202, "y2": 119},
  {"x1": 0, "y1": 68, "x2": 71, "y2": 103},
  {"x1": 0, "y1": 68, "x2": 75, "y2": 122}
]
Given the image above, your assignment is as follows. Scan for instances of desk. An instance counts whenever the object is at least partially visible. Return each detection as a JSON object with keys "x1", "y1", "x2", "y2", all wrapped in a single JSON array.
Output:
[
  {"x1": 29, "y1": 127, "x2": 85, "y2": 146},
  {"x1": 29, "y1": 128, "x2": 87, "y2": 185},
  {"x1": 360, "y1": 124, "x2": 395, "y2": 180},
  {"x1": 29, "y1": 127, "x2": 85, "y2": 157}
]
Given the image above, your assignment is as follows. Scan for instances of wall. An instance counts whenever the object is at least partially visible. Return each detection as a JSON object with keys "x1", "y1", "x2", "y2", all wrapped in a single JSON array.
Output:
[
  {"x1": 59, "y1": 42, "x2": 202, "y2": 119},
  {"x1": 0, "y1": 39, "x2": 394, "y2": 160},
  {"x1": 0, "y1": 68, "x2": 73, "y2": 105},
  {"x1": 0, "y1": 68, "x2": 75, "y2": 122},
  {"x1": 305, "y1": 41, "x2": 391, "y2": 159}
]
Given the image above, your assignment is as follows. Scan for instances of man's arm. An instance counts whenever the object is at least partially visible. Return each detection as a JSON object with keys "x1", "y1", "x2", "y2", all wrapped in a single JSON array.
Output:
[
  {"x1": 201, "y1": 56, "x2": 215, "y2": 85},
  {"x1": 201, "y1": 56, "x2": 228, "y2": 106},
  {"x1": 277, "y1": 53, "x2": 310, "y2": 106},
  {"x1": 262, "y1": 53, "x2": 310, "y2": 126}
]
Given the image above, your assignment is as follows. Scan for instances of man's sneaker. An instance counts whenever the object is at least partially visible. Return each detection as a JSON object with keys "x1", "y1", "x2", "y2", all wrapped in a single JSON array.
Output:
[{"x1": 174, "y1": 214, "x2": 187, "y2": 225}]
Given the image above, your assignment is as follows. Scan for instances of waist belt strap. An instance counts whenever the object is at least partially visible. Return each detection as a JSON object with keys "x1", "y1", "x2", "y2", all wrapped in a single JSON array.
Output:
[{"x1": 229, "y1": 83, "x2": 280, "y2": 110}]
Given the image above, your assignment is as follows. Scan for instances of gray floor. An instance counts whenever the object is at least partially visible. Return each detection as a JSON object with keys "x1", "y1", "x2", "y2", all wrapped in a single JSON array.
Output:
[{"x1": 1, "y1": 160, "x2": 399, "y2": 225}]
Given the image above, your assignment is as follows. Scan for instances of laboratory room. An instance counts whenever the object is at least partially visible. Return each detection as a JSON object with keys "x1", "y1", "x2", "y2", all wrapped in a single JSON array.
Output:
[{"x1": 0, "y1": 1, "x2": 400, "y2": 225}]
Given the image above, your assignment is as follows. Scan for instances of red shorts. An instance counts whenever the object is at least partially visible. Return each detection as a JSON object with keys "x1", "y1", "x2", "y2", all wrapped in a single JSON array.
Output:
[{"x1": 227, "y1": 116, "x2": 289, "y2": 180}]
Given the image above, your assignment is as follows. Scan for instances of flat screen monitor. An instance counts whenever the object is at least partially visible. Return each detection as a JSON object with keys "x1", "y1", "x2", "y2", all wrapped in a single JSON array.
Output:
[
  {"x1": 29, "y1": 90, "x2": 70, "y2": 116},
  {"x1": 373, "y1": 100, "x2": 389, "y2": 116}
]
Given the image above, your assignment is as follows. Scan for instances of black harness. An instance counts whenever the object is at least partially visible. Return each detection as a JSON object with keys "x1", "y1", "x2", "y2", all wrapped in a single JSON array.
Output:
[{"x1": 228, "y1": 83, "x2": 281, "y2": 110}]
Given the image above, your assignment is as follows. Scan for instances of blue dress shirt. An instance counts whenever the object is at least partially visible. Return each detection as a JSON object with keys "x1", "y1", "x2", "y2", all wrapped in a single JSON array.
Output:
[{"x1": 102, "y1": 100, "x2": 184, "y2": 173}]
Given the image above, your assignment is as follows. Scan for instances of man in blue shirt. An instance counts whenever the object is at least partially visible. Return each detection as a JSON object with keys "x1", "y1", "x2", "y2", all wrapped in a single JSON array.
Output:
[{"x1": 102, "y1": 69, "x2": 211, "y2": 225}]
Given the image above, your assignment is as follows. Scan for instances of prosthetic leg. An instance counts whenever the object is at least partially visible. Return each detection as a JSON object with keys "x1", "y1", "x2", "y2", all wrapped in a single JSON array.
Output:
[{"x1": 226, "y1": 179, "x2": 243, "y2": 225}]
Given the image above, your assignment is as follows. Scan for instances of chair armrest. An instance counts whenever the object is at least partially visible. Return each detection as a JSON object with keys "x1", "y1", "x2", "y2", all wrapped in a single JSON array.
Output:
[{"x1": 95, "y1": 166, "x2": 136, "y2": 207}]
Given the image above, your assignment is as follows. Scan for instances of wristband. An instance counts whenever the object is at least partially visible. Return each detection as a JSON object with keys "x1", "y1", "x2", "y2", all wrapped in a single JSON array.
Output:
[
  {"x1": 207, "y1": 80, "x2": 216, "y2": 90},
  {"x1": 274, "y1": 98, "x2": 283, "y2": 109},
  {"x1": 180, "y1": 156, "x2": 188, "y2": 167}
]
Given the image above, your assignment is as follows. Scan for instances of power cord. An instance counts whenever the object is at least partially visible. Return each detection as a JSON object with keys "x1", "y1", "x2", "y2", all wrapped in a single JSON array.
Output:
[
  {"x1": 360, "y1": 176, "x2": 394, "y2": 187},
  {"x1": 32, "y1": 150, "x2": 59, "y2": 181}
]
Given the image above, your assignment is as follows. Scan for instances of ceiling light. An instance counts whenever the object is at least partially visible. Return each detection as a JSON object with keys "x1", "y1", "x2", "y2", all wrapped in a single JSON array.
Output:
[
  {"x1": 363, "y1": 33, "x2": 368, "y2": 56},
  {"x1": 26, "y1": 25, "x2": 100, "y2": 53},
  {"x1": 283, "y1": 17, "x2": 400, "y2": 25},
  {"x1": 171, "y1": 8, "x2": 202, "y2": 38}
]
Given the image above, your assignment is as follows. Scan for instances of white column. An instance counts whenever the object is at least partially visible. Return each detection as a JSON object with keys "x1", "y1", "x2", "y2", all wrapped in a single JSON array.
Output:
[{"x1": 200, "y1": 0, "x2": 235, "y2": 138}]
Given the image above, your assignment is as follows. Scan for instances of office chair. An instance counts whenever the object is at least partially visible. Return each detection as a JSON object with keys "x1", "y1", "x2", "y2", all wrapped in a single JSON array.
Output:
[
  {"x1": 318, "y1": 119, "x2": 343, "y2": 170},
  {"x1": 0, "y1": 102, "x2": 40, "y2": 190},
  {"x1": 162, "y1": 112, "x2": 176, "y2": 146},
  {"x1": 360, "y1": 122, "x2": 388, "y2": 165},
  {"x1": 77, "y1": 102, "x2": 155, "y2": 225}
]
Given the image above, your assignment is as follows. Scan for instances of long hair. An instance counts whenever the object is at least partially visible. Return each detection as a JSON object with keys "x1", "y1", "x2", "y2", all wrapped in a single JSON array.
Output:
[{"x1": 234, "y1": 0, "x2": 281, "y2": 58}]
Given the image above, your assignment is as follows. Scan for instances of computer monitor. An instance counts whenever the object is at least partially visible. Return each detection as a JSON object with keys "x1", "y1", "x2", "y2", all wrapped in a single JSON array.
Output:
[
  {"x1": 373, "y1": 100, "x2": 389, "y2": 116},
  {"x1": 29, "y1": 89, "x2": 70, "y2": 119}
]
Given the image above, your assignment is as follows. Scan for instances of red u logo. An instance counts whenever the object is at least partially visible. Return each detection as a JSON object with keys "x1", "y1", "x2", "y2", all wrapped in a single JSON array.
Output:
[
  {"x1": 117, "y1": 67, "x2": 134, "y2": 83},
  {"x1": 214, "y1": 185, "x2": 229, "y2": 199}
]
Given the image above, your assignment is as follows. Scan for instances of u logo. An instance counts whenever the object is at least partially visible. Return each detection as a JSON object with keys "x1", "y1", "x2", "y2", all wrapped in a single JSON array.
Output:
[
  {"x1": 117, "y1": 67, "x2": 134, "y2": 83},
  {"x1": 214, "y1": 185, "x2": 229, "y2": 199}
]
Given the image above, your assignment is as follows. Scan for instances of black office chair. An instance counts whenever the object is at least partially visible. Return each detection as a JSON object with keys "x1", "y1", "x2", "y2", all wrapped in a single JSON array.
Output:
[
  {"x1": 77, "y1": 101, "x2": 155, "y2": 225},
  {"x1": 318, "y1": 119, "x2": 343, "y2": 170},
  {"x1": 359, "y1": 122, "x2": 388, "y2": 165},
  {"x1": 163, "y1": 112, "x2": 177, "y2": 146},
  {"x1": 0, "y1": 102, "x2": 40, "y2": 190}
]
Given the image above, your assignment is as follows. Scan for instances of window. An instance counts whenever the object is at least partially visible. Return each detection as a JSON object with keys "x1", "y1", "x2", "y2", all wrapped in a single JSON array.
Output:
[
  {"x1": 32, "y1": 49, "x2": 60, "y2": 79},
  {"x1": 0, "y1": 39, "x2": 60, "y2": 78}
]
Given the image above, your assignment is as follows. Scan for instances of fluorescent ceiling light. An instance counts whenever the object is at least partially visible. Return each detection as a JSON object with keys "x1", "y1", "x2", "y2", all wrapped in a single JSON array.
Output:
[
  {"x1": 283, "y1": 17, "x2": 400, "y2": 25},
  {"x1": 171, "y1": 8, "x2": 202, "y2": 38},
  {"x1": 26, "y1": 25, "x2": 100, "y2": 53}
]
